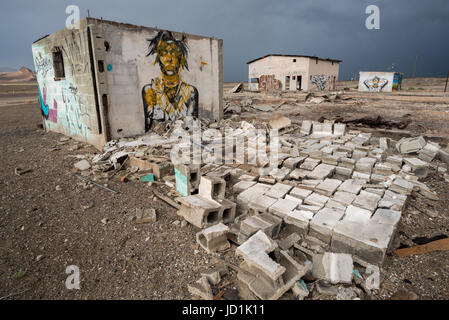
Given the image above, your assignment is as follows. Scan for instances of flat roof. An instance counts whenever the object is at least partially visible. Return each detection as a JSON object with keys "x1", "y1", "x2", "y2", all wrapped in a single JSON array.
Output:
[{"x1": 247, "y1": 54, "x2": 342, "y2": 64}]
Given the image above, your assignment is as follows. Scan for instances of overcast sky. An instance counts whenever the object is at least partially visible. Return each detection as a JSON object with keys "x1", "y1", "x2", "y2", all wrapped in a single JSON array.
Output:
[{"x1": 1, "y1": 0, "x2": 448, "y2": 81}]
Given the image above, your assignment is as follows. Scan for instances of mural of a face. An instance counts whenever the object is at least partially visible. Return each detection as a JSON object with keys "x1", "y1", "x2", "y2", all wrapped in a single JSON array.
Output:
[
  {"x1": 157, "y1": 41, "x2": 182, "y2": 76},
  {"x1": 364, "y1": 76, "x2": 388, "y2": 92},
  {"x1": 142, "y1": 31, "x2": 198, "y2": 131}
]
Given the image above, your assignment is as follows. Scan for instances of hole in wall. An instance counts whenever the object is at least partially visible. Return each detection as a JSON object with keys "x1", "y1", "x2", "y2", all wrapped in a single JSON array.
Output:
[
  {"x1": 98, "y1": 60, "x2": 105, "y2": 72},
  {"x1": 104, "y1": 41, "x2": 110, "y2": 51},
  {"x1": 117, "y1": 129, "x2": 123, "y2": 133}
]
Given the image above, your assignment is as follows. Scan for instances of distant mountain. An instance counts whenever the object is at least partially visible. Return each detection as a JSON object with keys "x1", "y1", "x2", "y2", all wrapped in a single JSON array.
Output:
[
  {"x1": 0, "y1": 67, "x2": 17, "y2": 72},
  {"x1": 0, "y1": 67, "x2": 36, "y2": 82}
]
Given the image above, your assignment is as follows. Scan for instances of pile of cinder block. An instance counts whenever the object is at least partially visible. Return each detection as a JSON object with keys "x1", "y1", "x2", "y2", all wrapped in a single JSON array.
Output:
[{"x1": 180, "y1": 119, "x2": 447, "y2": 299}]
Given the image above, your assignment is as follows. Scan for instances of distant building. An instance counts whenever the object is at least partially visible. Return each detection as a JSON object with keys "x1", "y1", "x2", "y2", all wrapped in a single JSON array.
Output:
[
  {"x1": 358, "y1": 71, "x2": 403, "y2": 92},
  {"x1": 247, "y1": 54, "x2": 341, "y2": 92},
  {"x1": 32, "y1": 18, "x2": 223, "y2": 149}
]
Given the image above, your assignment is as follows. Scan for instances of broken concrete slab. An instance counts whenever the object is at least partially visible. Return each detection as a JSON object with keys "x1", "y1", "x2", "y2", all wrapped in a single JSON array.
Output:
[
  {"x1": 396, "y1": 136, "x2": 426, "y2": 154},
  {"x1": 269, "y1": 115, "x2": 291, "y2": 131},
  {"x1": 312, "y1": 252, "x2": 353, "y2": 284},
  {"x1": 188, "y1": 276, "x2": 214, "y2": 300},
  {"x1": 196, "y1": 222, "x2": 230, "y2": 253},
  {"x1": 249, "y1": 194, "x2": 278, "y2": 214},
  {"x1": 289, "y1": 187, "x2": 313, "y2": 200},
  {"x1": 304, "y1": 192, "x2": 329, "y2": 207},
  {"x1": 74, "y1": 159, "x2": 91, "y2": 171},
  {"x1": 342, "y1": 205, "x2": 372, "y2": 223},
  {"x1": 135, "y1": 208, "x2": 157, "y2": 224}
]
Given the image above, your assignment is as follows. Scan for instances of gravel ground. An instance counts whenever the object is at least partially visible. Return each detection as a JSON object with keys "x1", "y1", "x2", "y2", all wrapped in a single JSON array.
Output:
[{"x1": 1, "y1": 83, "x2": 448, "y2": 300}]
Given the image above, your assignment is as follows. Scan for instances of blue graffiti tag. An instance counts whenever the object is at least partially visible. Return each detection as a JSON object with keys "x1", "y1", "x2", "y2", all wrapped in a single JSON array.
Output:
[{"x1": 38, "y1": 85, "x2": 49, "y2": 119}]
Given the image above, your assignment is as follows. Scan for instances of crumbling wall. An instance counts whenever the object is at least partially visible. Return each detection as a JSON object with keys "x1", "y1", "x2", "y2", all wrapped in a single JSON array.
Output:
[
  {"x1": 91, "y1": 19, "x2": 223, "y2": 139},
  {"x1": 32, "y1": 19, "x2": 105, "y2": 148},
  {"x1": 248, "y1": 56, "x2": 309, "y2": 91}
]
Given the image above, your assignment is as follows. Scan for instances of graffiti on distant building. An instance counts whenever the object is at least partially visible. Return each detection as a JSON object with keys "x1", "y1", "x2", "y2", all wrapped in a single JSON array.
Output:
[
  {"x1": 311, "y1": 74, "x2": 327, "y2": 91},
  {"x1": 142, "y1": 31, "x2": 199, "y2": 131},
  {"x1": 259, "y1": 74, "x2": 282, "y2": 91},
  {"x1": 363, "y1": 76, "x2": 388, "y2": 92}
]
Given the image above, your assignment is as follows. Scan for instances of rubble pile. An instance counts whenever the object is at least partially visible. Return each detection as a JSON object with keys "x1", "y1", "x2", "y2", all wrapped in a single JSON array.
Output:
[{"x1": 78, "y1": 117, "x2": 448, "y2": 300}]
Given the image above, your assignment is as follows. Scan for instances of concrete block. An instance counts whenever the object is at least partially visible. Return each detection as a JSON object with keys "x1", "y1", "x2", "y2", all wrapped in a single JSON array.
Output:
[
  {"x1": 269, "y1": 198, "x2": 300, "y2": 218},
  {"x1": 236, "y1": 231, "x2": 285, "y2": 280},
  {"x1": 333, "y1": 123, "x2": 346, "y2": 136},
  {"x1": 312, "y1": 253, "x2": 353, "y2": 284},
  {"x1": 265, "y1": 183, "x2": 294, "y2": 199},
  {"x1": 316, "y1": 178, "x2": 342, "y2": 196},
  {"x1": 352, "y1": 190, "x2": 381, "y2": 213},
  {"x1": 418, "y1": 142, "x2": 439, "y2": 162},
  {"x1": 396, "y1": 136, "x2": 426, "y2": 154},
  {"x1": 338, "y1": 179, "x2": 363, "y2": 194},
  {"x1": 288, "y1": 168, "x2": 310, "y2": 180},
  {"x1": 352, "y1": 171, "x2": 371, "y2": 182},
  {"x1": 279, "y1": 233, "x2": 301, "y2": 250},
  {"x1": 239, "y1": 213, "x2": 282, "y2": 240},
  {"x1": 352, "y1": 150, "x2": 367, "y2": 161},
  {"x1": 371, "y1": 208, "x2": 402, "y2": 226},
  {"x1": 284, "y1": 209, "x2": 314, "y2": 235},
  {"x1": 249, "y1": 194, "x2": 277, "y2": 213},
  {"x1": 269, "y1": 167, "x2": 292, "y2": 181},
  {"x1": 342, "y1": 205, "x2": 372, "y2": 223},
  {"x1": 306, "y1": 163, "x2": 335, "y2": 180},
  {"x1": 176, "y1": 195, "x2": 222, "y2": 228},
  {"x1": 283, "y1": 157, "x2": 306, "y2": 169},
  {"x1": 389, "y1": 178, "x2": 414, "y2": 195},
  {"x1": 304, "y1": 192, "x2": 329, "y2": 207},
  {"x1": 236, "y1": 183, "x2": 272, "y2": 213},
  {"x1": 196, "y1": 223, "x2": 230, "y2": 253},
  {"x1": 332, "y1": 191, "x2": 356, "y2": 206},
  {"x1": 300, "y1": 158, "x2": 321, "y2": 171},
  {"x1": 325, "y1": 199, "x2": 347, "y2": 211},
  {"x1": 218, "y1": 199, "x2": 237, "y2": 224},
  {"x1": 300, "y1": 120, "x2": 313, "y2": 135},
  {"x1": 259, "y1": 176, "x2": 276, "y2": 184},
  {"x1": 284, "y1": 194, "x2": 303, "y2": 206},
  {"x1": 135, "y1": 208, "x2": 157, "y2": 224},
  {"x1": 233, "y1": 180, "x2": 257, "y2": 195},
  {"x1": 199, "y1": 176, "x2": 226, "y2": 200},
  {"x1": 309, "y1": 207, "x2": 345, "y2": 244},
  {"x1": 289, "y1": 187, "x2": 313, "y2": 200},
  {"x1": 378, "y1": 190, "x2": 407, "y2": 211},
  {"x1": 335, "y1": 166, "x2": 353, "y2": 177}
]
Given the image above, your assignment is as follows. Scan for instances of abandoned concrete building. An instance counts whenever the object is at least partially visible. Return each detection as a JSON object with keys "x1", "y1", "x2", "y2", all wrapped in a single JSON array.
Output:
[
  {"x1": 32, "y1": 18, "x2": 223, "y2": 149},
  {"x1": 247, "y1": 54, "x2": 341, "y2": 92},
  {"x1": 358, "y1": 71, "x2": 404, "y2": 93}
]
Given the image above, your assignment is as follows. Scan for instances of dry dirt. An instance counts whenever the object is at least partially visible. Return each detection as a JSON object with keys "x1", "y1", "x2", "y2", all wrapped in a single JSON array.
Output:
[{"x1": 1, "y1": 80, "x2": 449, "y2": 300}]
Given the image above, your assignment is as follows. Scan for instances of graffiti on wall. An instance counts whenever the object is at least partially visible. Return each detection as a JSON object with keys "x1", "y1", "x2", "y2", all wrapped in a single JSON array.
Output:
[
  {"x1": 259, "y1": 75, "x2": 282, "y2": 91},
  {"x1": 363, "y1": 76, "x2": 388, "y2": 92},
  {"x1": 142, "y1": 31, "x2": 199, "y2": 131},
  {"x1": 311, "y1": 74, "x2": 327, "y2": 91},
  {"x1": 61, "y1": 83, "x2": 90, "y2": 138},
  {"x1": 38, "y1": 85, "x2": 58, "y2": 123},
  {"x1": 62, "y1": 31, "x2": 89, "y2": 75},
  {"x1": 35, "y1": 53, "x2": 52, "y2": 77}
]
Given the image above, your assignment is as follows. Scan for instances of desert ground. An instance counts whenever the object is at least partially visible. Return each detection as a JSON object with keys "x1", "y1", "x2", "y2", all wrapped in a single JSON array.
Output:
[{"x1": 1, "y1": 78, "x2": 449, "y2": 300}]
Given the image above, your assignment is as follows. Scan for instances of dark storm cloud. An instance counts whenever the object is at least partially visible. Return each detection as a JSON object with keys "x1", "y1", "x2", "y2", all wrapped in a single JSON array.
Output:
[{"x1": 1, "y1": 0, "x2": 448, "y2": 81}]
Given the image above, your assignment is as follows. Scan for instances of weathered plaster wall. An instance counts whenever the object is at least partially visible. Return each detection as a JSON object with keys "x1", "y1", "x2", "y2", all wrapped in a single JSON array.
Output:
[
  {"x1": 248, "y1": 56, "x2": 340, "y2": 92},
  {"x1": 90, "y1": 19, "x2": 223, "y2": 139},
  {"x1": 307, "y1": 58, "x2": 340, "y2": 91},
  {"x1": 32, "y1": 19, "x2": 105, "y2": 148},
  {"x1": 358, "y1": 72, "x2": 396, "y2": 92}
]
